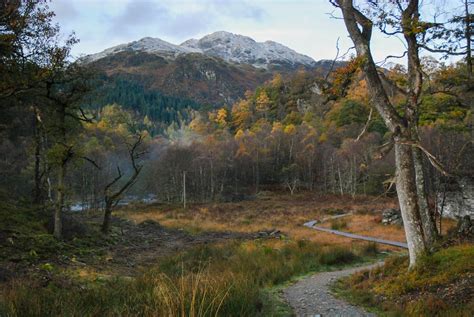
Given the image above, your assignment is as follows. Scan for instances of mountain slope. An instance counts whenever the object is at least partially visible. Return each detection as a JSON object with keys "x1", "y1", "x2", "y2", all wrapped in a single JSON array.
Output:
[
  {"x1": 90, "y1": 50, "x2": 272, "y2": 106},
  {"x1": 85, "y1": 31, "x2": 341, "y2": 111}
]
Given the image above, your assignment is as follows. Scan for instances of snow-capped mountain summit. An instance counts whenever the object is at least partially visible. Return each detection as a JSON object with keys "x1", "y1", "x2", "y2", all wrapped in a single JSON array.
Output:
[
  {"x1": 181, "y1": 31, "x2": 316, "y2": 69},
  {"x1": 82, "y1": 37, "x2": 200, "y2": 63},
  {"x1": 84, "y1": 31, "x2": 316, "y2": 69}
]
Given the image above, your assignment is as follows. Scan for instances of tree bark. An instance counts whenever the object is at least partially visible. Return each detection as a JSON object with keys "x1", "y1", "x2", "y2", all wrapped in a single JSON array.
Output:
[
  {"x1": 465, "y1": 0, "x2": 472, "y2": 80},
  {"x1": 395, "y1": 137, "x2": 427, "y2": 266},
  {"x1": 53, "y1": 161, "x2": 65, "y2": 239},
  {"x1": 53, "y1": 104, "x2": 68, "y2": 240},
  {"x1": 401, "y1": 0, "x2": 439, "y2": 248},
  {"x1": 33, "y1": 112, "x2": 43, "y2": 204},
  {"x1": 413, "y1": 138, "x2": 438, "y2": 246},
  {"x1": 101, "y1": 199, "x2": 113, "y2": 233}
]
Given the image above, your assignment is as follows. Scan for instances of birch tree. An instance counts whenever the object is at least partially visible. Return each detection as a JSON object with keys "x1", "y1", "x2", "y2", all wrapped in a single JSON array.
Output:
[{"x1": 332, "y1": 0, "x2": 446, "y2": 267}]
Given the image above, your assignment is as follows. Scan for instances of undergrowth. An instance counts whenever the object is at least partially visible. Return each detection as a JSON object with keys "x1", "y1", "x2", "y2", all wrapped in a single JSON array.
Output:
[
  {"x1": 333, "y1": 244, "x2": 474, "y2": 317},
  {"x1": 0, "y1": 239, "x2": 378, "y2": 317}
]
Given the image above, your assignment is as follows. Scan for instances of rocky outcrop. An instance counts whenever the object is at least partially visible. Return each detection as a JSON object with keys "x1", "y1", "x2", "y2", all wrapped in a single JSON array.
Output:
[{"x1": 438, "y1": 177, "x2": 474, "y2": 220}]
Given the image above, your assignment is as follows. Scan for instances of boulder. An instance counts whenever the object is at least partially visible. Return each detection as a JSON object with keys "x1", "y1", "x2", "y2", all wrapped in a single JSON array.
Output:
[
  {"x1": 438, "y1": 177, "x2": 474, "y2": 220},
  {"x1": 381, "y1": 208, "x2": 403, "y2": 226}
]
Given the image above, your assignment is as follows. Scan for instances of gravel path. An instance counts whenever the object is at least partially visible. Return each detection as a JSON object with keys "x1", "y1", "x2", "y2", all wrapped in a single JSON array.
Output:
[
  {"x1": 283, "y1": 262, "x2": 382, "y2": 317},
  {"x1": 303, "y1": 220, "x2": 408, "y2": 249}
]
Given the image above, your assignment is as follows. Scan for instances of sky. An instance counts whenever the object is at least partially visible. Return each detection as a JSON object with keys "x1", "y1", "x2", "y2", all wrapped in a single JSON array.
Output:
[{"x1": 50, "y1": 0, "x2": 463, "y2": 64}]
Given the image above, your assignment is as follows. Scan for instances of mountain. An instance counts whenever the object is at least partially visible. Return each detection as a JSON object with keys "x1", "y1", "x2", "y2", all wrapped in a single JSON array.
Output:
[
  {"x1": 84, "y1": 32, "x2": 342, "y2": 117},
  {"x1": 90, "y1": 51, "x2": 272, "y2": 106},
  {"x1": 84, "y1": 31, "x2": 316, "y2": 70}
]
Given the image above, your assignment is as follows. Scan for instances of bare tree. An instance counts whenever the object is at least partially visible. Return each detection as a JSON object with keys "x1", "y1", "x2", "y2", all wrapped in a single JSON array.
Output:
[{"x1": 102, "y1": 134, "x2": 145, "y2": 234}]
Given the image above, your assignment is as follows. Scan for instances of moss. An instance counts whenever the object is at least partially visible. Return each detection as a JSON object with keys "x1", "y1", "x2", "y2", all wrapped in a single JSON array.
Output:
[{"x1": 333, "y1": 244, "x2": 474, "y2": 316}]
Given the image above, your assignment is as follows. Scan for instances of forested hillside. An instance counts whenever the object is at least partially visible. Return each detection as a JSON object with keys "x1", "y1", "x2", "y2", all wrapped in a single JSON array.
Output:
[{"x1": 118, "y1": 61, "x2": 472, "y2": 204}]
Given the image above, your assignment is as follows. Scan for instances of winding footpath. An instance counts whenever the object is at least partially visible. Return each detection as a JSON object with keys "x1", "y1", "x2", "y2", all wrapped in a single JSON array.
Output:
[
  {"x1": 283, "y1": 262, "x2": 382, "y2": 317},
  {"x1": 303, "y1": 220, "x2": 408, "y2": 249},
  {"x1": 283, "y1": 220, "x2": 408, "y2": 316}
]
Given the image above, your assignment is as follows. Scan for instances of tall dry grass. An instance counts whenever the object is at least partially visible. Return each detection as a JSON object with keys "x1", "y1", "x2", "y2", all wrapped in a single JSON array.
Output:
[{"x1": 0, "y1": 239, "x2": 375, "y2": 316}]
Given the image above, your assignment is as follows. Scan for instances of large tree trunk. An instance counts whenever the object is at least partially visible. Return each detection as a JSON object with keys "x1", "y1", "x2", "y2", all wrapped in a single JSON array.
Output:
[
  {"x1": 336, "y1": 0, "x2": 428, "y2": 267},
  {"x1": 401, "y1": 0, "x2": 439, "y2": 248},
  {"x1": 413, "y1": 141, "x2": 438, "y2": 247},
  {"x1": 395, "y1": 138, "x2": 427, "y2": 267}
]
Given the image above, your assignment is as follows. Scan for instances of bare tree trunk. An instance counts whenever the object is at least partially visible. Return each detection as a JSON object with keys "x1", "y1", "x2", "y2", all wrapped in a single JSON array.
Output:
[
  {"x1": 465, "y1": 0, "x2": 472, "y2": 80},
  {"x1": 53, "y1": 105, "x2": 68, "y2": 240},
  {"x1": 413, "y1": 144, "x2": 438, "y2": 246},
  {"x1": 395, "y1": 139, "x2": 427, "y2": 267},
  {"x1": 402, "y1": 0, "x2": 439, "y2": 248},
  {"x1": 102, "y1": 199, "x2": 113, "y2": 234},
  {"x1": 54, "y1": 162, "x2": 65, "y2": 239},
  {"x1": 33, "y1": 119, "x2": 43, "y2": 204},
  {"x1": 337, "y1": 164, "x2": 344, "y2": 195}
]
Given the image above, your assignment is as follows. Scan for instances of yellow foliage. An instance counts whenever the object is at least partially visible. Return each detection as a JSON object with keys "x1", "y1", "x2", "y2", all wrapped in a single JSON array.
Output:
[
  {"x1": 271, "y1": 121, "x2": 283, "y2": 134},
  {"x1": 284, "y1": 124, "x2": 296, "y2": 135},
  {"x1": 319, "y1": 133, "x2": 328, "y2": 142},
  {"x1": 231, "y1": 100, "x2": 251, "y2": 130},
  {"x1": 234, "y1": 129, "x2": 245, "y2": 141},
  {"x1": 256, "y1": 90, "x2": 271, "y2": 113},
  {"x1": 270, "y1": 73, "x2": 283, "y2": 88}
]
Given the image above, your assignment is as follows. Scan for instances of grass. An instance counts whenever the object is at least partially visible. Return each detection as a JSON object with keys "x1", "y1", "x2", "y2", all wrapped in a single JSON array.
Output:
[
  {"x1": 330, "y1": 218, "x2": 348, "y2": 230},
  {"x1": 0, "y1": 239, "x2": 381, "y2": 317},
  {"x1": 332, "y1": 244, "x2": 474, "y2": 317},
  {"x1": 1, "y1": 193, "x2": 463, "y2": 316},
  {"x1": 117, "y1": 192, "x2": 407, "y2": 251}
]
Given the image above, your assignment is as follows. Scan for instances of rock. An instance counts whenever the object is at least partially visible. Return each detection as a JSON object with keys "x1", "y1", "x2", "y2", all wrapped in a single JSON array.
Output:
[
  {"x1": 381, "y1": 208, "x2": 403, "y2": 226},
  {"x1": 437, "y1": 177, "x2": 474, "y2": 220},
  {"x1": 269, "y1": 230, "x2": 281, "y2": 236},
  {"x1": 457, "y1": 215, "x2": 474, "y2": 237}
]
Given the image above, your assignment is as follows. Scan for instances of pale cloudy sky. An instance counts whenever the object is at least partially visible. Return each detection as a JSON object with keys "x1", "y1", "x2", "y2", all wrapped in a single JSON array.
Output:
[{"x1": 50, "y1": 0, "x2": 462, "y2": 64}]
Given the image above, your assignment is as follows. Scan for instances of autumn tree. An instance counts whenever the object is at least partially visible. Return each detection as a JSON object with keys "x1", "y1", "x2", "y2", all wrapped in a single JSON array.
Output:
[{"x1": 332, "y1": 0, "x2": 450, "y2": 267}]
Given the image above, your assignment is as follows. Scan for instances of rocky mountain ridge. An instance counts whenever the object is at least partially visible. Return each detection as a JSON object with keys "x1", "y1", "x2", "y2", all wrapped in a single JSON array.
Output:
[{"x1": 83, "y1": 31, "x2": 317, "y2": 70}]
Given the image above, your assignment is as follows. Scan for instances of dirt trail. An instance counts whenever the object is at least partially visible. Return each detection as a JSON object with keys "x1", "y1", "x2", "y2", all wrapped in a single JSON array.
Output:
[{"x1": 283, "y1": 262, "x2": 382, "y2": 317}]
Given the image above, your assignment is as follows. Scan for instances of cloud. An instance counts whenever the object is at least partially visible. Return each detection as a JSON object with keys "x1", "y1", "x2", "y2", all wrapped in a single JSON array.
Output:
[
  {"x1": 50, "y1": 1, "x2": 79, "y2": 22},
  {"x1": 208, "y1": 0, "x2": 265, "y2": 20},
  {"x1": 106, "y1": 0, "x2": 266, "y2": 39}
]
